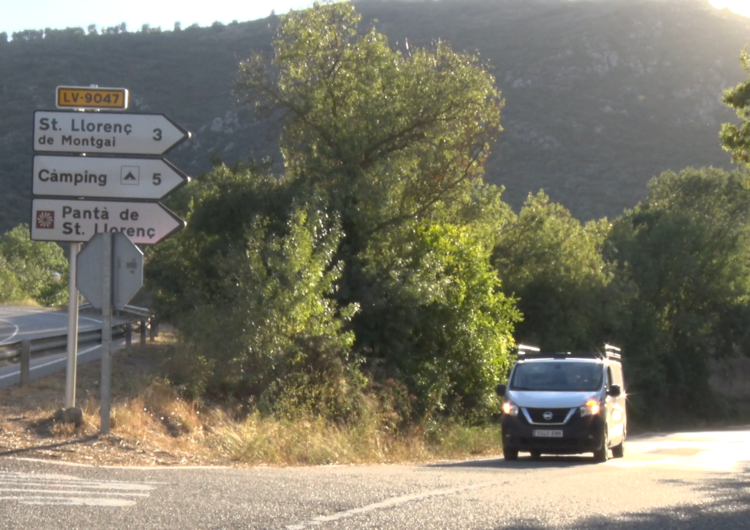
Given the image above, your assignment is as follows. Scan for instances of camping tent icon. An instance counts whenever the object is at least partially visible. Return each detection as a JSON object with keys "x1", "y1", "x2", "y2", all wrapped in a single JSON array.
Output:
[{"x1": 121, "y1": 166, "x2": 140, "y2": 185}]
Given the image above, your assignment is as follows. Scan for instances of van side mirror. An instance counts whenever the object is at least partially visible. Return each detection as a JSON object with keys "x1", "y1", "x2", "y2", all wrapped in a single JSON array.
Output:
[
  {"x1": 608, "y1": 384, "x2": 621, "y2": 397},
  {"x1": 496, "y1": 384, "x2": 507, "y2": 397}
]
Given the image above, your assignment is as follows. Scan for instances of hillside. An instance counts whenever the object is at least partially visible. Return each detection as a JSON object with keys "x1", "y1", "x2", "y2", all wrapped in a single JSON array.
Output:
[{"x1": 1, "y1": 0, "x2": 749, "y2": 234}]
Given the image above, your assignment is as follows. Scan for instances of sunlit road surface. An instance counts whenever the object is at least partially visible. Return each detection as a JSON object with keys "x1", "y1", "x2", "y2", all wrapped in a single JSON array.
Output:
[
  {"x1": 0, "y1": 429, "x2": 748, "y2": 529},
  {"x1": 611, "y1": 429, "x2": 750, "y2": 473}
]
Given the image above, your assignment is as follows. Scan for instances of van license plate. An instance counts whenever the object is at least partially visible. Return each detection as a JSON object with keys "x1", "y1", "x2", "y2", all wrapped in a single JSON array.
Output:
[{"x1": 533, "y1": 429, "x2": 563, "y2": 438}]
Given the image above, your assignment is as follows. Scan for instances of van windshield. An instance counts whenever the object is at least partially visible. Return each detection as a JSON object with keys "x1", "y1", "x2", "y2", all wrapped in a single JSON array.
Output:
[{"x1": 510, "y1": 362, "x2": 603, "y2": 392}]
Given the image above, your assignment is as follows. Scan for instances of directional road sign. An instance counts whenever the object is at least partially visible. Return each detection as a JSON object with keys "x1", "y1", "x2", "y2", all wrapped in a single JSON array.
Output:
[
  {"x1": 31, "y1": 198, "x2": 185, "y2": 245},
  {"x1": 57, "y1": 86, "x2": 129, "y2": 110},
  {"x1": 33, "y1": 110, "x2": 191, "y2": 156},
  {"x1": 33, "y1": 155, "x2": 189, "y2": 200},
  {"x1": 77, "y1": 233, "x2": 144, "y2": 310}
]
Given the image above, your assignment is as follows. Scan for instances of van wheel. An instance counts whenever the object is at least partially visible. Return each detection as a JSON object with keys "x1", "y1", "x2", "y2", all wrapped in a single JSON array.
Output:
[
  {"x1": 593, "y1": 428, "x2": 609, "y2": 463},
  {"x1": 503, "y1": 448, "x2": 519, "y2": 461},
  {"x1": 530, "y1": 450, "x2": 542, "y2": 460},
  {"x1": 612, "y1": 442, "x2": 624, "y2": 458}
]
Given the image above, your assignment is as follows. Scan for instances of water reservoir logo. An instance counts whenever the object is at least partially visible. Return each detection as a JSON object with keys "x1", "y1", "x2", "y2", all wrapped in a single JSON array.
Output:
[{"x1": 36, "y1": 210, "x2": 55, "y2": 229}]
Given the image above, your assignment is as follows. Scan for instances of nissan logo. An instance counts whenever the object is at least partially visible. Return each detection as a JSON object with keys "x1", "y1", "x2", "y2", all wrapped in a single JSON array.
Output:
[{"x1": 543, "y1": 411, "x2": 553, "y2": 421}]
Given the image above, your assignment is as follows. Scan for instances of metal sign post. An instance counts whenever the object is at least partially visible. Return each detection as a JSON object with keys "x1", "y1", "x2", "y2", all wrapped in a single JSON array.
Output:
[
  {"x1": 64, "y1": 242, "x2": 80, "y2": 408},
  {"x1": 76, "y1": 232, "x2": 143, "y2": 434},
  {"x1": 100, "y1": 233, "x2": 113, "y2": 434},
  {"x1": 30, "y1": 85, "x2": 190, "y2": 434}
]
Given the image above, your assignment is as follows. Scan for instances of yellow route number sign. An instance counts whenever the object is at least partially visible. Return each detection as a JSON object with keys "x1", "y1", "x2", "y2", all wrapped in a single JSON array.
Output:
[{"x1": 56, "y1": 86, "x2": 129, "y2": 110}]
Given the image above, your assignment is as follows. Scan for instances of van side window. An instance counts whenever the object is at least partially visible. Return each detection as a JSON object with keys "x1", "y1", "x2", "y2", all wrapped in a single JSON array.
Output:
[{"x1": 606, "y1": 367, "x2": 613, "y2": 389}]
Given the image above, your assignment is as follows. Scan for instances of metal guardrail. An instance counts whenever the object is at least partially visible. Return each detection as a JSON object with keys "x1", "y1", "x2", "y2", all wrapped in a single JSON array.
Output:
[
  {"x1": 0, "y1": 305, "x2": 157, "y2": 386},
  {"x1": 0, "y1": 329, "x2": 106, "y2": 361},
  {"x1": 80, "y1": 302, "x2": 152, "y2": 318}
]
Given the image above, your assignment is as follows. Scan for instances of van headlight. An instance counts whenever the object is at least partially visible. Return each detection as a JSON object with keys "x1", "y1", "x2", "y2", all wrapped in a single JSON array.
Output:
[
  {"x1": 580, "y1": 398, "x2": 601, "y2": 417},
  {"x1": 502, "y1": 401, "x2": 519, "y2": 416}
]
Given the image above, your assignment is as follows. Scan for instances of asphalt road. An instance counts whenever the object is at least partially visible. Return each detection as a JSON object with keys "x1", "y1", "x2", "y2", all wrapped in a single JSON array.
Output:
[
  {"x1": 0, "y1": 429, "x2": 747, "y2": 529},
  {"x1": 0, "y1": 306, "x2": 127, "y2": 389},
  {"x1": 0, "y1": 306, "x2": 104, "y2": 344}
]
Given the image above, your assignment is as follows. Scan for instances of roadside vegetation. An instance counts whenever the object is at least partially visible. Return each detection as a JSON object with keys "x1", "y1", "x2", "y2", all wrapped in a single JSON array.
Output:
[
  {"x1": 0, "y1": 332, "x2": 505, "y2": 465},
  {"x1": 0, "y1": 224, "x2": 68, "y2": 306},
  {"x1": 4, "y1": 3, "x2": 750, "y2": 462}
]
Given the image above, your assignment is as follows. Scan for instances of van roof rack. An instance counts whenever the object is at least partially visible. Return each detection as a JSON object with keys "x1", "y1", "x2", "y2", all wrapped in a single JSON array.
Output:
[
  {"x1": 604, "y1": 344, "x2": 622, "y2": 360},
  {"x1": 515, "y1": 344, "x2": 622, "y2": 361}
]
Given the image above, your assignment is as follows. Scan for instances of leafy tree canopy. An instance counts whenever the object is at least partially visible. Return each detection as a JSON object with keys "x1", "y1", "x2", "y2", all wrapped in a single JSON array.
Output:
[
  {"x1": 0, "y1": 224, "x2": 68, "y2": 306},
  {"x1": 721, "y1": 48, "x2": 750, "y2": 166},
  {"x1": 0, "y1": 255, "x2": 22, "y2": 304},
  {"x1": 607, "y1": 167, "x2": 750, "y2": 420},
  {"x1": 236, "y1": 1, "x2": 504, "y2": 241},
  {"x1": 147, "y1": 3, "x2": 520, "y2": 419},
  {"x1": 492, "y1": 192, "x2": 616, "y2": 351}
]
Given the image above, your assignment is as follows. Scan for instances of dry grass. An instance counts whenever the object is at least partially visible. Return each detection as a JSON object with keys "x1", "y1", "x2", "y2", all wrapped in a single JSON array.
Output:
[
  {"x1": 0, "y1": 332, "x2": 503, "y2": 467},
  {"x1": 223, "y1": 416, "x2": 503, "y2": 466}
]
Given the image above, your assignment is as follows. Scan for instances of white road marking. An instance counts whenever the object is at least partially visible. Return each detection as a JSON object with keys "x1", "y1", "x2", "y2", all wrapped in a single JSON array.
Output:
[
  {"x1": 285, "y1": 482, "x2": 495, "y2": 529},
  {"x1": 11, "y1": 457, "x2": 226, "y2": 471},
  {"x1": 0, "y1": 488, "x2": 149, "y2": 496},
  {"x1": 0, "y1": 496, "x2": 137, "y2": 507},
  {"x1": 0, "y1": 471, "x2": 158, "y2": 507},
  {"x1": 0, "y1": 318, "x2": 20, "y2": 345}
]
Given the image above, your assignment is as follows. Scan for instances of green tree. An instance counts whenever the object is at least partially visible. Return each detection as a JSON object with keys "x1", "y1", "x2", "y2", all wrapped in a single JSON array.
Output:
[
  {"x1": 721, "y1": 48, "x2": 750, "y2": 166},
  {"x1": 0, "y1": 255, "x2": 22, "y2": 303},
  {"x1": 151, "y1": 3, "x2": 519, "y2": 419},
  {"x1": 492, "y1": 192, "x2": 617, "y2": 351},
  {"x1": 0, "y1": 224, "x2": 68, "y2": 306},
  {"x1": 607, "y1": 167, "x2": 750, "y2": 421},
  {"x1": 148, "y1": 163, "x2": 360, "y2": 414},
  {"x1": 235, "y1": 2, "x2": 517, "y2": 416},
  {"x1": 236, "y1": 1, "x2": 504, "y2": 247},
  {"x1": 357, "y1": 222, "x2": 520, "y2": 417}
]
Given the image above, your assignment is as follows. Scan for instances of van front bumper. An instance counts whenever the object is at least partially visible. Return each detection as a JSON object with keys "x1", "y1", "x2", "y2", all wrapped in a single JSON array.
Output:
[{"x1": 501, "y1": 411, "x2": 605, "y2": 454}]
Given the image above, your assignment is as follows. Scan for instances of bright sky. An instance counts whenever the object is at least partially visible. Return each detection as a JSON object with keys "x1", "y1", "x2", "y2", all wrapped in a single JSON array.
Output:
[
  {"x1": 0, "y1": 0, "x2": 316, "y2": 37},
  {"x1": 1, "y1": 0, "x2": 748, "y2": 38},
  {"x1": 710, "y1": 0, "x2": 750, "y2": 17}
]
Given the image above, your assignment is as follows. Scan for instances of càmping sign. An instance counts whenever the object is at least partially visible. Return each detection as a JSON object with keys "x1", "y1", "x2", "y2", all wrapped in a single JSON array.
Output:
[{"x1": 33, "y1": 155, "x2": 190, "y2": 200}]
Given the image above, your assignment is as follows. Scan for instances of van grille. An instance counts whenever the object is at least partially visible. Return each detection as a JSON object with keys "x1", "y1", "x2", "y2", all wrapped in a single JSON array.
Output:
[{"x1": 524, "y1": 407, "x2": 573, "y2": 424}]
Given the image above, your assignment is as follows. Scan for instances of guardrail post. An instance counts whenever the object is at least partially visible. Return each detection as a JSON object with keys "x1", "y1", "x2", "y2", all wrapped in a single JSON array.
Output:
[
  {"x1": 125, "y1": 322, "x2": 132, "y2": 354},
  {"x1": 149, "y1": 315, "x2": 158, "y2": 342},
  {"x1": 20, "y1": 340, "x2": 31, "y2": 386},
  {"x1": 140, "y1": 318, "x2": 147, "y2": 347}
]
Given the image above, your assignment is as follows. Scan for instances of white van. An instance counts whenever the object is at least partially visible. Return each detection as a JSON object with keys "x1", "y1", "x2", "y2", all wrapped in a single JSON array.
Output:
[{"x1": 496, "y1": 345, "x2": 626, "y2": 462}]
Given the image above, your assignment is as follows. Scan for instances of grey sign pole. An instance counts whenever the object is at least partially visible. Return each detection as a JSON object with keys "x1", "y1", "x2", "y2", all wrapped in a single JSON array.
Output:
[
  {"x1": 100, "y1": 233, "x2": 113, "y2": 434},
  {"x1": 65, "y1": 242, "x2": 80, "y2": 408}
]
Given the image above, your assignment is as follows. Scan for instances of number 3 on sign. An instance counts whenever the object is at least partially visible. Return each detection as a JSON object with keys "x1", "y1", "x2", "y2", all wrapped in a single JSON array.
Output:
[{"x1": 153, "y1": 128, "x2": 162, "y2": 141}]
